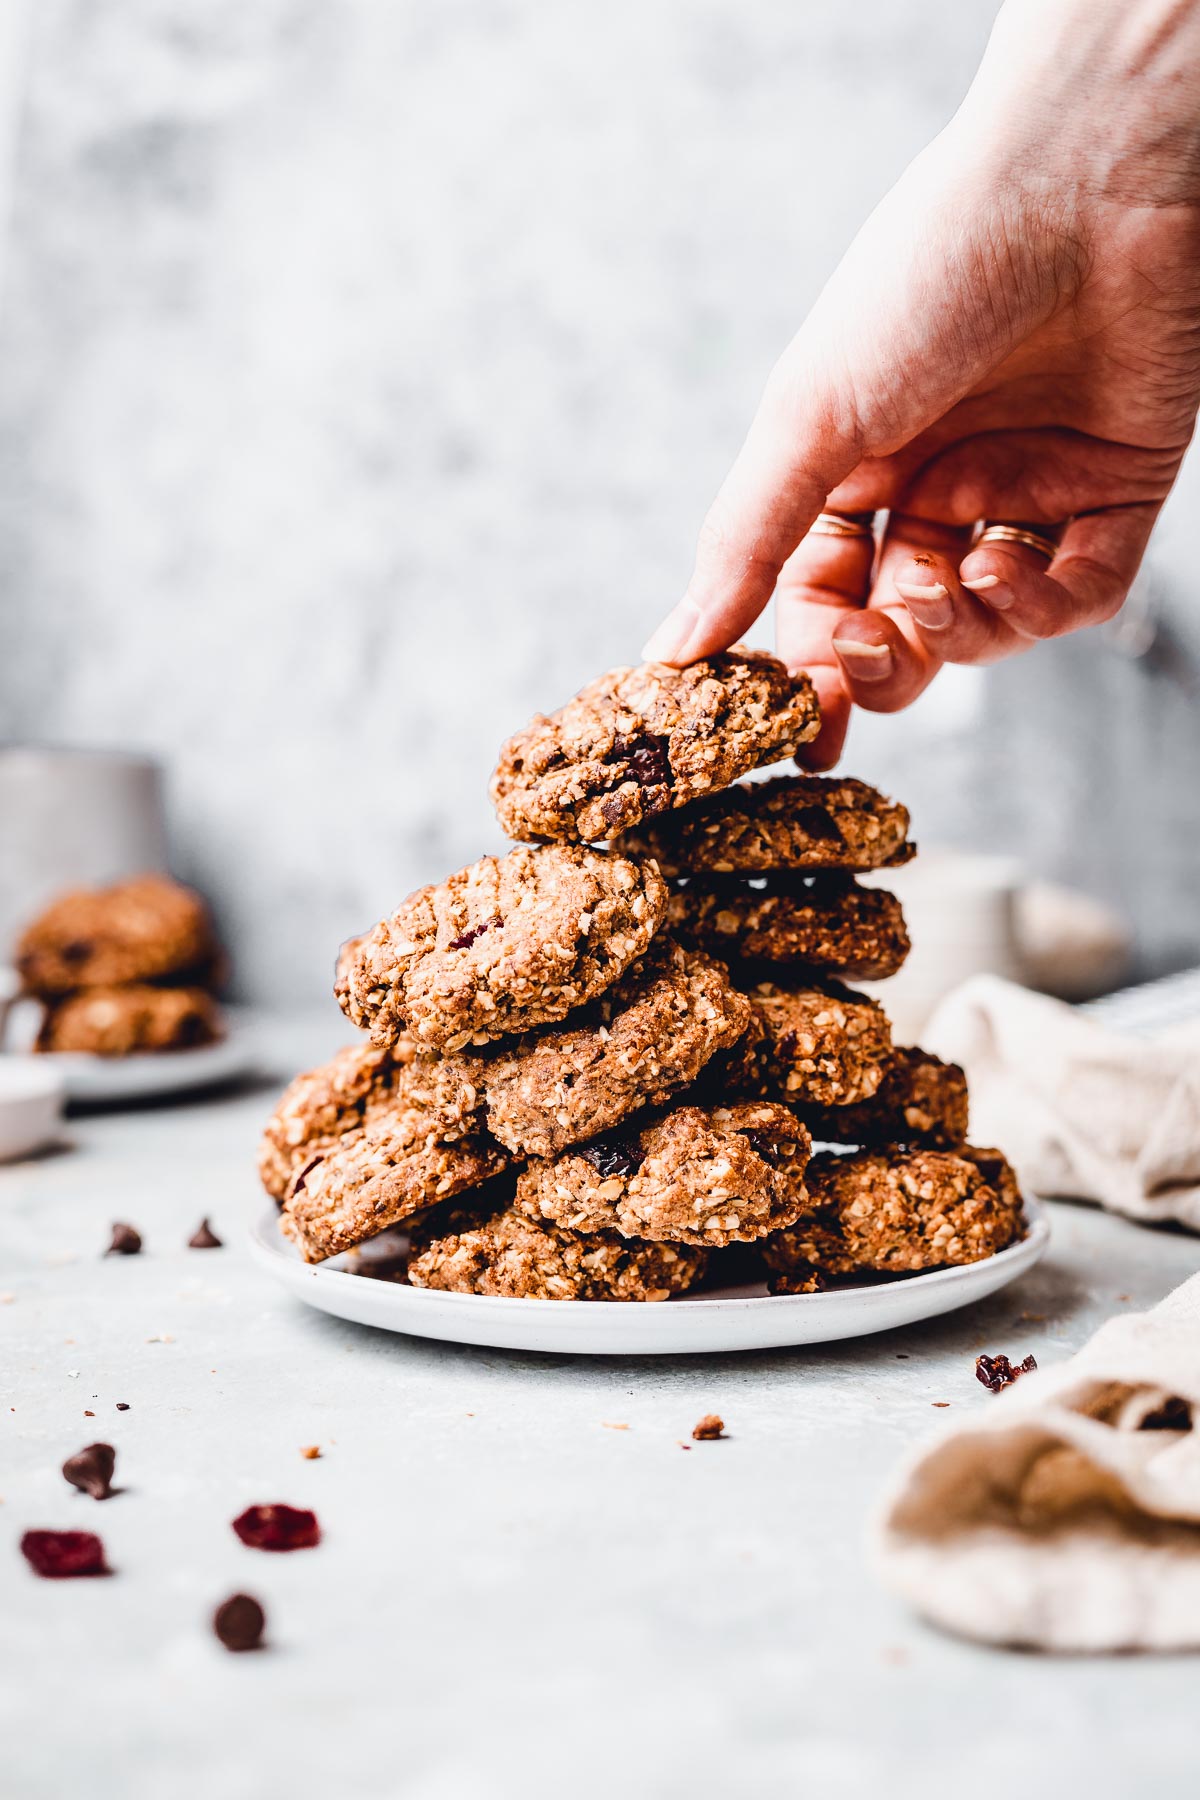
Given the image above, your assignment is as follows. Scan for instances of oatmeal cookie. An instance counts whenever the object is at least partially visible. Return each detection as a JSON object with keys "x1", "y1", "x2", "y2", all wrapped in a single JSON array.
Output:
[
  {"x1": 514, "y1": 1101, "x2": 811, "y2": 1247},
  {"x1": 616, "y1": 775, "x2": 913, "y2": 876},
  {"x1": 762, "y1": 1145, "x2": 1023, "y2": 1290},
  {"x1": 795, "y1": 1048, "x2": 968, "y2": 1149},
  {"x1": 279, "y1": 1087, "x2": 508, "y2": 1262},
  {"x1": 408, "y1": 1198, "x2": 708, "y2": 1301},
  {"x1": 258, "y1": 1038, "x2": 481, "y2": 1203},
  {"x1": 456, "y1": 938, "x2": 751, "y2": 1159},
  {"x1": 335, "y1": 845, "x2": 667, "y2": 1052},
  {"x1": 716, "y1": 978, "x2": 892, "y2": 1108},
  {"x1": 35, "y1": 984, "x2": 222, "y2": 1056},
  {"x1": 490, "y1": 648, "x2": 820, "y2": 844},
  {"x1": 16, "y1": 873, "x2": 220, "y2": 996},
  {"x1": 667, "y1": 876, "x2": 909, "y2": 979}
]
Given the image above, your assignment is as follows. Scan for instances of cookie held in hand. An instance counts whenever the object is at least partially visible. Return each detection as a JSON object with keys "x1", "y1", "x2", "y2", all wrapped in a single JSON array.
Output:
[{"x1": 490, "y1": 649, "x2": 819, "y2": 844}]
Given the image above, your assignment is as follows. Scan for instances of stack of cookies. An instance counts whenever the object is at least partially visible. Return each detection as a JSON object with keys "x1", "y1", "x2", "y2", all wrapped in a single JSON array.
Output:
[
  {"x1": 260, "y1": 648, "x2": 1024, "y2": 1300},
  {"x1": 16, "y1": 874, "x2": 225, "y2": 1056}
]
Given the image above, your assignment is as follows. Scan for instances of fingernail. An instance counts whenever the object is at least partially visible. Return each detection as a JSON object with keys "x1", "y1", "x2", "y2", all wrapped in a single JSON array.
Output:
[
  {"x1": 895, "y1": 581, "x2": 953, "y2": 629},
  {"x1": 643, "y1": 599, "x2": 701, "y2": 664},
  {"x1": 836, "y1": 639, "x2": 893, "y2": 682},
  {"x1": 965, "y1": 575, "x2": 1014, "y2": 610}
]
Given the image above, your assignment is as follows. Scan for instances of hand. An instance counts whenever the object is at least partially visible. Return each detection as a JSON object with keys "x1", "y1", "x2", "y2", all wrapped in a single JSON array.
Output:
[{"x1": 644, "y1": 0, "x2": 1200, "y2": 766}]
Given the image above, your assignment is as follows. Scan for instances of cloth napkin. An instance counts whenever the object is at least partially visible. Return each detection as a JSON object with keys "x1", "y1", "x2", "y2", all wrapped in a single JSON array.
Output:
[
  {"x1": 923, "y1": 974, "x2": 1200, "y2": 1232},
  {"x1": 875, "y1": 1274, "x2": 1200, "y2": 1651}
]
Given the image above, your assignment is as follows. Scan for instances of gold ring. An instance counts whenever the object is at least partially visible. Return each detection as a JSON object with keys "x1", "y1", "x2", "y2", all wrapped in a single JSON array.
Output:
[
  {"x1": 976, "y1": 522, "x2": 1061, "y2": 563},
  {"x1": 808, "y1": 511, "x2": 876, "y2": 542}
]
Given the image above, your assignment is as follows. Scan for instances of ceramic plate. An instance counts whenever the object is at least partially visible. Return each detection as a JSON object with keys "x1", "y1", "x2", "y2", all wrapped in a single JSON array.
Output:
[
  {"x1": 249, "y1": 1196, "x2": 1050, "y2": 1356},
  {"x1": 14, "y1": 1011, "x2": 259, "y2": 1105}
]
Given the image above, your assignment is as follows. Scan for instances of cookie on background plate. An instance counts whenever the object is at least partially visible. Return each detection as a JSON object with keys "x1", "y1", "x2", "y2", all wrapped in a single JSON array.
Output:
[
  {"x1": 335, "y1": 844, "x2": 667, "y2": 1053},
  {"x1": 616, "y1": 774, "x2": 913, "y2": 877},
  {"x1": 795, "y1": 1048, "x2": 968, "y2": 1150},
  {"x1": 515, "y1": 1101, "x2": 811, "y2": 1247},
  {"x1": 454, "y1": 937, "x2": 751, "y2": 1159},
  {"x1": 667, "y1": 874, "x2": 909, "y2": 980},
  {"x1": 16, "y1": 873, "x2": 220, "y2": 996},
  {"x1": 762, "y1": 1145, "x2": 1024, "y2": 1291},
  {"x1": 716, "y1": 977, "x2": 893, "y2": 1109},
  {"x1": 408, "y1": 1193, "x2": 708, "y2": 1301},
  {"x1": 36, "y1": 985, "x2": 222, "y2": 1057},
  {"x1": 490, "y1": 648, "x2": 819, "y2": 844}
]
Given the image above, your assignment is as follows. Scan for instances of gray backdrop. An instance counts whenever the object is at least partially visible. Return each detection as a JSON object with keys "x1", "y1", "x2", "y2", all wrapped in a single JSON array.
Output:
[{"x1": 1, "y1": 0, "x2": 1197, "y2": 997}]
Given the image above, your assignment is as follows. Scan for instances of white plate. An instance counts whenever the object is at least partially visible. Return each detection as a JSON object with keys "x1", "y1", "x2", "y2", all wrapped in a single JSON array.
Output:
[
  {"x1": 15, "y1": 1012, "x2": 259, "y2": 1105},
  {"x1": 249, "y1": 1197, "x2": 1051, "y2": 1356}
]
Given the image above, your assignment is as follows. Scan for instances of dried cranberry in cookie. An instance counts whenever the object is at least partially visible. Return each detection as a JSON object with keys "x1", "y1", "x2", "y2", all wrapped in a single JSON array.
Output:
[
  {"x1": 489, "y1": 649, "x2": 819, "y2": 844},
  {"x1": 334, "y1": 844, "x2": 668, "y2": 1052}
]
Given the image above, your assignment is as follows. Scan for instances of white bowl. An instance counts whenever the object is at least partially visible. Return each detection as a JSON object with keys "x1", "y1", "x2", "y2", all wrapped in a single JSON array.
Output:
[{"x1": 0, "y1": 1056, "x2": 65, "y2": 1161}]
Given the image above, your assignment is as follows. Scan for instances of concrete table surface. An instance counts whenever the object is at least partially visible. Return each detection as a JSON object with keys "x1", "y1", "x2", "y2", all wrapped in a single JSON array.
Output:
[{"x1": 3, "y1": 1009, "x2": 1199, "y2": 1800}]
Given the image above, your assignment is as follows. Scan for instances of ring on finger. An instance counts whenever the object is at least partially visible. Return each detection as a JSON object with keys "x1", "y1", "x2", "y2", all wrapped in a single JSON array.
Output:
[
  {"x1": 808, "y1": 510, "x2": 876, "y2": 542},
  {"x1": 975, "y1": 521, "x2": 1063, "y2": 563}
]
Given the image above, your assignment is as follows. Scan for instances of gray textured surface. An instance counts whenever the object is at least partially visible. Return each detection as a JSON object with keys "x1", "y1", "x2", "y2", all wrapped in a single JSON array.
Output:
[
  {"x1": 1, "y1": 0, "x2": 1198, "y2": 998},
  {"x1": 3, "y1": 1009, "x2": 1200, "y2": 1800}
]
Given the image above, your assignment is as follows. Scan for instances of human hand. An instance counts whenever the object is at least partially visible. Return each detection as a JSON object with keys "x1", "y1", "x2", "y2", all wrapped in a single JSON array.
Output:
[{"x1": 644, "y1": 0, "x2": 1200, "y2": 766}]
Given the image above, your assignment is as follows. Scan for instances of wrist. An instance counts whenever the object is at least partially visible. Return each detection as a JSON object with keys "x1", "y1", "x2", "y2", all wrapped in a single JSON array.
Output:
[{"x1": 961, "y1": 0, "x2": 1200, "y2": 207}]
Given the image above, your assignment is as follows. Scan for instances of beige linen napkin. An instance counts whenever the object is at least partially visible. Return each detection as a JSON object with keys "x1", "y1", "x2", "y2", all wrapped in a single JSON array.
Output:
[
  {"x1": 923, "y1": 974, "x2": 1200, "y2": 1231},
  {"x1": 875, "y1": 1275, "x2": 1200, "y2": 1651}
]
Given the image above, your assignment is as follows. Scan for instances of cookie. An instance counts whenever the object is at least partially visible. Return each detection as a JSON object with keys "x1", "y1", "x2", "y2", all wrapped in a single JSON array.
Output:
[
  {"x1": 258, "y1": 1038, "x2": 481, "y2": 1203},
  {"x1": 35, "y1": 984, "x2": 222, "y2": 1056},
  {"x1": 335, "y1": 844, "x2": 668, "y2": 1053},
  {"x1": 278, "y1": 1072, "x2": 507, "y2": 1263},
  {"x1": 514, "y1": 1101, "x2": 811, "y2": 1247},
  {"x1": 17, "y1": 873, "x2": 220, "y2": 996},
  {"x1": 762, "y1": 1145, "x2": 1023, "y2": 1290},
  {"x1": 667, "y1": 876, "x2": 909, "y2": 979},
  {"x1": 455, "y1": 938, "x2": 751, "y2": 1159},
  {"x1": 616, "y1": 775, "x2": 913, "y2": 877},
  {"x1": 490, "y1": 648, "x2": 820, "y2": 844},
  {"x1": 717, "y1": 979, "x2": 892, "y2": 1108},
  {"x1": 795, "y1": 1048, "x2": 968, "y2": 1149},
  {"x1": 408, "y1": 1196, "x2": 708, "y2": 1301}
]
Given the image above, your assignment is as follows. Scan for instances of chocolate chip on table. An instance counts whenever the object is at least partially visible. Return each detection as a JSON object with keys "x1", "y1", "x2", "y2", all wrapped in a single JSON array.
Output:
[
  {"x1": 692, "y1": 1413, "x2": 725, "y2": 1441},
  {"x1": 232, "y1": 1504, "x2": 321, "y2": 1552},
  {"x1": 1140, "y1": 1394, "x2": 1193, "y2": 1432},
  {"x1": 188, "y1": 1218, "x2": 223, "y2": 1249},
  {"x1": 62, "y1": 1442, "x2": 116, "y2": 1500},
  {"x1": 115, "y1": 1402, "x2": 130, "y2": 1411},
  {"x1": 105, "y1": 1222, "x2": 142, "y2": 1256},
  {"x1": 975, "y1": 1352, "x2": 1037, "y2": 1393},
  {"x1": 21, "y1": 1529, "x2": 109, "y2": 1578},
  {"x1": 579, "y1": 1134, "x2": 645, "y2": 1180},
  {"x1": 213, "y1": 1592, "x2": 266, "y2": 1653}
]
